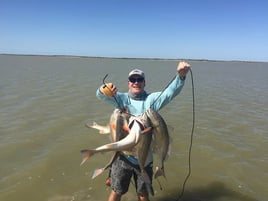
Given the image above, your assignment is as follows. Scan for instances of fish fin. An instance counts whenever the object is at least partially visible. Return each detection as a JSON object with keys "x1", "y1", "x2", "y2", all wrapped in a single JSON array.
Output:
[
  {"x1": 92, "y1": 168, "x2": 105, "y2": 179},
  {"x1": 141, "y1": 127, "x2": 152, "y2": 135},
  {"x1": 154, "y1": 166, "x2": 166, "y2": 179},
  {"x1": 80, "y1": 149, "x2": 94, "y2": 165}
]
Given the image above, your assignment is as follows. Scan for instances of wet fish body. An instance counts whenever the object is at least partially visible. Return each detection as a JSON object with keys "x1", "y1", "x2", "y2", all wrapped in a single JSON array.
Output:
[
  {"x1": 80, "y1": 118, "x2": 141, "y2": 165},
  {"x1": 84, "y1": 109, "x2": 130, "y2": 178},
  {"x1": 146, "y1": 108, "x2": 170, "y2": 179},
  {"x1": 109, "y1": 109, "x2": 129, "y2": 142},
  {"x1": 135, "y1": 113, "x2": 154, "y2": 195},
  {"x1": 82, "y1": 109, "x2": 157, "y2": 195}
]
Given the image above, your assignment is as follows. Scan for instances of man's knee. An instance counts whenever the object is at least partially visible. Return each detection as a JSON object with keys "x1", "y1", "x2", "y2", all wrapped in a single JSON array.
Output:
[
  {"x1": 108, "y1": 190, "x2": 121, "y2": 201},
  {"x1": 138, "y1": 192, "x2": 150, "y2": 201}
]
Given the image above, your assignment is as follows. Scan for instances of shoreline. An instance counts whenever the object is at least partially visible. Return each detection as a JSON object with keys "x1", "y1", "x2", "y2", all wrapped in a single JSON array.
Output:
[{"x1": 0, "y1": 53, "x2": 266, "y2": 63}]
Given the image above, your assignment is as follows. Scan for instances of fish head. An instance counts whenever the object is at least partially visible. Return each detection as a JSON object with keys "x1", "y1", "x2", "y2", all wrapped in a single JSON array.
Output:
[
  {"x1": 128, "y1": 116, "x2": 145, "y2": 131},
  {"x1": 109, "y1": 109, "x2": 123, "y2": 142},
  {"x1": 109, "y1": 108, "x2": 132, "y2": 142}
]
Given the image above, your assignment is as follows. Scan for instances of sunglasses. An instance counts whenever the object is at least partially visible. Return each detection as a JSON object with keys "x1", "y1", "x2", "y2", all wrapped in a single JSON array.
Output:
[{"x1": 129, "y1": 77, "x2": 144, "y2": 83}]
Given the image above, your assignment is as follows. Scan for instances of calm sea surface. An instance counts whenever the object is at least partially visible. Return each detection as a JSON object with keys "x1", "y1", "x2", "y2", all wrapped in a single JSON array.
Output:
[{"x1": 0, "y1": 55, "x2": 267, "y2": 201}]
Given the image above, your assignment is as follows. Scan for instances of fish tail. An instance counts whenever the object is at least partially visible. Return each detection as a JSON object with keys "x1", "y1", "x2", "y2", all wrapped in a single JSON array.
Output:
[
  {"x1": 80, "y1": 149, "x2": 94, "y2": 165},
  {"x1": 154, "y1": 166, "x2": 166, "y2": 179},
  {"x1": 92, "y1": 168, "x2": 105, "y2": 179}
]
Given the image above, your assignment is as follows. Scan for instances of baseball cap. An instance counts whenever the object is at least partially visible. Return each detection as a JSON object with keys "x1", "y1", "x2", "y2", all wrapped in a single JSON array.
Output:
[{"x1": 128, "y1": 69, "x2": 145, "y2": 79}]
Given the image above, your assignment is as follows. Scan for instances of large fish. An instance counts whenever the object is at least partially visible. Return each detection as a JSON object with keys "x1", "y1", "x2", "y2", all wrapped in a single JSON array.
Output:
[
  {"x1": 134, "y1": 113, "x2": 154, "y2": 195},
  {"x1": 109, "y1": 108, "x2": 130, "y2": 142},
  {"x1": 80, "y1": 117, "x2": 142, "y2": 165},
  {"x1": 83, "y1": 109, "x2": 130, "y2": 178},
  {"x1": 82, "y1": 110, "x2": 154, "y2": 195},
  {"x1": 114, "y1": 114, "x2": 154, "y2": 195},
  {"x1": 146, "y1": 108, "x2": 171, "y2": 179}
]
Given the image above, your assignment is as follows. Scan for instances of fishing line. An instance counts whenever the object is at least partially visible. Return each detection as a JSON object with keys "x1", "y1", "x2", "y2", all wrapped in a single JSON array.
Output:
[
  {"x1": 150, "y1": 75, "x2": 177, "y2": 109},
  {"x1": 177, "y1": 68, "x2": 195, "y2": 201},
  {"x1": 148, "y1": 66, "x2": 195, "y2": 199}
]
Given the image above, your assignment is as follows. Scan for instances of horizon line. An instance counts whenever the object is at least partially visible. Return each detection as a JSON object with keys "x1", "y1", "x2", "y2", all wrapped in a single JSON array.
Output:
[{"x1": 0, "y1": 53, "x2": 266, "y2": 63}]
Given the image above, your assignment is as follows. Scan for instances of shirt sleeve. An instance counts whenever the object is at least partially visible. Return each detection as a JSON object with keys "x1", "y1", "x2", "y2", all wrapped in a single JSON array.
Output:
[
  {"x1": 149, "y1": 75, "x2": 185, "y2": 111},
  {"x1": 96, "y1": 88, "x2": 125, "y2": 109}
]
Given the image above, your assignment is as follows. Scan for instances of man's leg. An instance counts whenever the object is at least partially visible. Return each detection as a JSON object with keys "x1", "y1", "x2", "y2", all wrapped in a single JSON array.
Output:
[
  {"x1": 138, "y1": 192, "x2": 150, "y2": 201},
  {"x1": 134, "y1": 163, "x2": 153, "y2": 201},
  {"x1": 108, "y1": 156, "x2": 133, "y2": 201},
  {"x1": 108, "y1": 190, "x2": 122, "y2": 201}
]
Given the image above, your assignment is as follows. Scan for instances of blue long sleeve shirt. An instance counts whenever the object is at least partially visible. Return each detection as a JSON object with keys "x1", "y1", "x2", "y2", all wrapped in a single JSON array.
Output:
[{"x1": 96, "y1": 75, "x2": 185, "y2": 113}]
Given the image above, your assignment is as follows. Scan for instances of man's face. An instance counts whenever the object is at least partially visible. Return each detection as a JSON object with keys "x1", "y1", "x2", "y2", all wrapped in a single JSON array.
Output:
[{"x1": 128, "y1": 76, "x2": 145, "y2": 95}]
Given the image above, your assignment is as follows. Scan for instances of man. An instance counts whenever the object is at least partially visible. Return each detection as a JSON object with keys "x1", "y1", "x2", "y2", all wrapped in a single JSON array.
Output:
[{"x1": 96, "y1": 61, "x2": 190, "y2": 201}]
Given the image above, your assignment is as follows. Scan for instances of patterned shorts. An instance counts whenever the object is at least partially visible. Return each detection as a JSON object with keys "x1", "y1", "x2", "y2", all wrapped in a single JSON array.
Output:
[{"x1": 110, "y1": 155, "x2": 153, "y2": 195}]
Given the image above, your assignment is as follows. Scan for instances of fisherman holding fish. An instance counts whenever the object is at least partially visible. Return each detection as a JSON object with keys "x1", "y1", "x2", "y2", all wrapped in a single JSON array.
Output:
[{"x1": 96, "y1": 61, "x2": 190, "y2": 201}]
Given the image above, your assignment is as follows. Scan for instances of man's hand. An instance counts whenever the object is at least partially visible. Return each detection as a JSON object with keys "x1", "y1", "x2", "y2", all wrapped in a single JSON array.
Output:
[
  {"x1": 177, "y1": 61, "x2": 190, "y2": 79},
  {"x1": 100, "y1": 83, "x2": 117, "y2": 98}
]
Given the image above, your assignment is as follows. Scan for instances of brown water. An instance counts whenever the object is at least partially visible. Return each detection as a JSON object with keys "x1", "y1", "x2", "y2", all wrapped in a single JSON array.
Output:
[{"x1": 0, "y1": 55, "x2": 267, "y2": 201}]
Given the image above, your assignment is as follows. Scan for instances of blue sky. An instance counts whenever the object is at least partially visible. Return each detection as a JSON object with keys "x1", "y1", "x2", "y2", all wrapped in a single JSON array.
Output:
[{"x1": 1, "y1": 0, "x2": 267, "y2": 62}]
